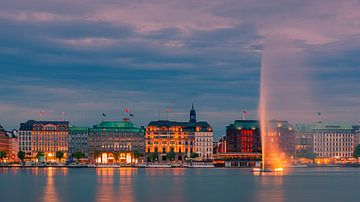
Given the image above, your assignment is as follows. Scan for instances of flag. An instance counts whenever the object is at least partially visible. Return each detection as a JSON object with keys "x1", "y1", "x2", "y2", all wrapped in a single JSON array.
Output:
[
  {"x1": 243, "y1": 110, "x2": 248, "y2": 115},
  {"x1": 318, "y1": 112, "x2": 321, "y2": 116},
  {"x1": 102, "y1": 113, "x2": 106, "y2": 117},
  {"x1": 125, "y1": 108, "x2": 129, "y2": 113},
  {"x1": 130, "y1": 113, "x2": 134, "y2": 117}
]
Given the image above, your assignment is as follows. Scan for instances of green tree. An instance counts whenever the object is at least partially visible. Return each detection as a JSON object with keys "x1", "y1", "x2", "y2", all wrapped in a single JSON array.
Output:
[
  {"x1": 56, "y1": 151, "x2": 64, "y2": 162},
  {"x1": 354, "y1": 144, "x2": 360, "y2": 158},
  {"x1": 0, "y1": 151, "x2": 6, "y2": 160},
  {"x1": 113, "y1": 152, "x2": 120, "y2": 163},
  {"x1": 36, "y1": 152, "x2": 45, "y2": 162},
  {"x1": 166, "y1": 151, "x2": 176, "y2": 161},
  {"x1": 17, "y1": 151, "x2": 26, "y2": 163},
  {"x1": 149, "y1": 152, "x2": 159, "y2": 162},
  {"x1": 73, "y1": 151, "x2": 85, "y2": 162},
  {"x1": 190, "y1": 152, "x2": 199, "y2": 159}
]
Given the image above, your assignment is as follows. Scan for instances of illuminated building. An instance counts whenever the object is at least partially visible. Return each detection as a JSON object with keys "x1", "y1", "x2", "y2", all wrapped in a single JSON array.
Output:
[
  {"x1": 213, "y1": 136, "x2": 227, "y2": 154},
  {"x1": 19, "y1": 120, "x2": 69, "y2": 162},
  {"x1": 313, "y1": 123, "x2": 354, "y2": 158},
  {"x1": 226, "y1": 120, "x2": 261, "y2": 153},
  {"x1": 214, "y1": 120, "x2": 261, "y2": 167},
  {"x1": 267, "y1": 120, "x2": 295, "y2": 157},
  {"x1": 88, "y1": 119, "x2": 145, "y2": 164},
  {"x1": 146, "y1": 105, "x2": 213, "y2": 161},
  {"x1": 0, "y1": 125, "x2": 10, "y2": 158},
  {"x1": 68, "y1": 126, "x2": 89, "y2": 158},
  {"x1": 7, "y1": 130, "x2": 19, "y2": 161}
]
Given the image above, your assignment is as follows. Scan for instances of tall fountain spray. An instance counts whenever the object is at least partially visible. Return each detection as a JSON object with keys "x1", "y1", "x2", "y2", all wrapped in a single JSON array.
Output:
[{"x1": 259, "y1": 56, "x2": 268, "y2": 170}]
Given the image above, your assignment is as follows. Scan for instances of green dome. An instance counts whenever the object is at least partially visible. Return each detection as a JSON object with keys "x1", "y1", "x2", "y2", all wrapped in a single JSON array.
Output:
[{"x1": 98, "y1": 121, "x2": 134, "y2": 128}]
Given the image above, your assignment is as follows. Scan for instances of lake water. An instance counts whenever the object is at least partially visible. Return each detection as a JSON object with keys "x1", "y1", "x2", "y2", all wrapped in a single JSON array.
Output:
[{"x1": 1, "y1": 167, "x2": 360, "y2": 202}]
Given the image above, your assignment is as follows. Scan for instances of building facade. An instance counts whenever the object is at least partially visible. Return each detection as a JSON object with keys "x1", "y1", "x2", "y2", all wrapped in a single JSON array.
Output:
[
  {"x1": 217, "y1": 120, "x2": 262, "y2": 167},
  {"x1": 68, "y1": 126, "x2": 89, "y2": 158},
  {"x1": 267, "y1": 120, "x2": 295, "y2": 157},
  {"x1": 0, "y1": 125, "x2": 10, "y2": 158},
  {"x1": 294, "y1": 124, "x2": 314, "y2": 159},
  {"x1": 226, "y1": 120, "x2": 261, "y2": 153},
  {"x1": 313, "y1": 123, "x2": 354, "y2": 159},
  {"x1": 146, "y1": 105, "x2": 213, "y2": 162},
  {"x1": 19, "y1": 120, "x2": 69, "y2": 162},
  {"x1": 88, "y1": 119, "x2": 145, "y2": 164}
]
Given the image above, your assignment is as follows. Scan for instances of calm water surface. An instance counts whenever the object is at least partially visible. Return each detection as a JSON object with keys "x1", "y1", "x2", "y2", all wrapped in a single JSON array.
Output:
[{"x1": 1, "y1": 167, "x2": 360, "y2": 202}]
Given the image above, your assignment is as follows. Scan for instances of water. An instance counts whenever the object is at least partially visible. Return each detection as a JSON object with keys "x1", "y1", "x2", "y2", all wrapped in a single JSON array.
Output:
[{"x1": 1, "y1": 167, "x2": 360, "y2": 202}]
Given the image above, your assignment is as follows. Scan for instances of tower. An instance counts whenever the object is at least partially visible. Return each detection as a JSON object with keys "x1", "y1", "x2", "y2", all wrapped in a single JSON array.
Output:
[{"x1": 190, "y1": 103, "x2": 196, "y2": 123}]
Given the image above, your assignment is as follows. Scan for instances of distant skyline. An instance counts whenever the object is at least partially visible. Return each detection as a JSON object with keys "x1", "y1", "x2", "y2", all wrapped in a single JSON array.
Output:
[{"x1": 1, "y1": 1, "x2": 360, "y2": 136}]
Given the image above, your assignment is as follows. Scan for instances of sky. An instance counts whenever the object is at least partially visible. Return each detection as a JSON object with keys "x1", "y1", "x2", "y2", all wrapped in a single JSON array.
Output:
[{"x1": 0, "y1": 0, "x2": 360, "y2": 136}]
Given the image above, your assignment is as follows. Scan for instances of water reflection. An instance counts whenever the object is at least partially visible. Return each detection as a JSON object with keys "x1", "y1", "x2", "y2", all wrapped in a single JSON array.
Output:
[
  {"x1": 119, "y1": 168, "x2": 137, "y2": 202},
  {"x1": 96, "y1": 168, "x2": 115, "y2": 202},
  {"x1": 95, "y1": 168, "x2": 138, "y2": 202},
  {"x1": 43, "y1": 168, "x2": 68, "y2": 202},
  {"x1": 254, "y1": 174, "x2": 284, "y2": 202}
]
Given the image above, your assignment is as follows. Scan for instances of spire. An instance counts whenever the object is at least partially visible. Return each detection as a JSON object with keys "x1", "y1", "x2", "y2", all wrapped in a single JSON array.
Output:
[{"x1": 190, "y1": 103, "x2": 196, "y2": 123}]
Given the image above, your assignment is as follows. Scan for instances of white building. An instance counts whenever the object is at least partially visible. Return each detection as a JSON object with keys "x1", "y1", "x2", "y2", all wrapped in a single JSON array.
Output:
[
  {"x1": 313, "y1": 123, "x2": 354, "y2": 158},
  {"x1": 194, "y1": 130, "x2": 213, "y2": 160}
]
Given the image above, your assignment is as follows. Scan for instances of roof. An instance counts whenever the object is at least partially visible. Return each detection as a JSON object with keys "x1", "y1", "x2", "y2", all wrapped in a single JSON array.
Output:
[
  {"x1": 92, "y1": 121, "x2": 144, "y2": 133},
  {"x1": 69, "y1": 126, "x2": 89, "y2": 131},
  {"x1": 227, "y1": 120, "x2": 260, "y2": 130},
  {"x1": 313, "y1": 123, "x2": 353, "y2": 131},
  {"x1": 19, "y1": 120, "x2": 69, "y2": 130},
  {"x1": 267, "y1": 120, "x2": 293, "y2": 130},
  {"x1": 147, "y1": 120, "x2": 212, "y2": 128}
]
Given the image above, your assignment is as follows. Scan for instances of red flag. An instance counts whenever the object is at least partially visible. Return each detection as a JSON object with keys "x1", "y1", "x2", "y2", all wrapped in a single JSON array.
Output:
[{"x1": 125, "y1": 108, "x2": 129, "y2": 113}]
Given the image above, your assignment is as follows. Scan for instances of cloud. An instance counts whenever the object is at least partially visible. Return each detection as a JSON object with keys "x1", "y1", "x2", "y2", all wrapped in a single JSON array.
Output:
[{"x1": 0, "y1": 0, "x2": 360, "y2": 136}]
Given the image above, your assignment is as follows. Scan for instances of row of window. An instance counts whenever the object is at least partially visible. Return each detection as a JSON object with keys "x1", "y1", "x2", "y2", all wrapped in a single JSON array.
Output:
[
  {"x1": 314, "y1": 147, "x2": 353, "y2": 151},
  {"x1": 315, "y1": 142, "x2": 353, "y2": 146},
  {"x1": 316, "y1": 153, "x2": 353, "y2": 157},
  {"x1": 315, "y1": 133, "x2": 353, "y2": 137}
]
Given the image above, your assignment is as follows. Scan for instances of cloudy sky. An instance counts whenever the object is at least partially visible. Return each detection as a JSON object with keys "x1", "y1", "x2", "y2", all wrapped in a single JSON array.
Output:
[{"x1": 0, "y1": 0, "x2": 360, "y2": 136}]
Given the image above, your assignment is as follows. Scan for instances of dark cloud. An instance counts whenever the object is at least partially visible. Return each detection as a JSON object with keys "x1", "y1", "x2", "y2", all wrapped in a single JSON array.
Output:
[{"x1": 0, "y1": 1, "x2": 359, "y2": 136}]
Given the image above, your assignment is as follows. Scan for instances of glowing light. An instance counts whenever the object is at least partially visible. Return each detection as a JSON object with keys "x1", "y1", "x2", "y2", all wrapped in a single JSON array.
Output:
[{"x1": 274, "y1": 167, "x2": 284, "y2": 172}]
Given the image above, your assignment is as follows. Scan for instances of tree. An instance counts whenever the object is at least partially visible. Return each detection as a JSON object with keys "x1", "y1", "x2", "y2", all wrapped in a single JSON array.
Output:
[
  {"x1": 36, "y1": 152, "x2": 45, "y2": 162},
  {"x1": 0, "y1": 151, "x2": 6, "y2": 160},
  {"x1": 166, "y1": 151, "x2": 176, "y2": 161},
  {"x1": 56, "y1": 151, "x2": 64, "y2": 162},
  {"x1": 149, "y1": 152, "x2": 159, "y2": 162},
  {"x1": 73, "y1": 151, "x2": 85, "y2": 162},
  {"x1": 94, "y1": 151, "x2": 101, "y2": 159},
  {"x1": 354, "y1": 144, "x2": 360, "y2": 158},
  {"x1": 113, "y1": 152, "x2": 120, "y2": 163},
  {"x1": 190, "y1": 152, "x2": 199, "y2": 159},
  {"x1": 17, "y1": 151, "x2": 26, "y2": 163}
]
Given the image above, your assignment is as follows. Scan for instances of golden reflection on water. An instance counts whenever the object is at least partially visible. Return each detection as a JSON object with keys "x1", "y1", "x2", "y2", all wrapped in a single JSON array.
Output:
[
  {"x1": 95, "y1": 168, "x2": 138, "y2": 202},
  {"x1": 96, "y1": 168, "x2": 115, "y2": 202},
  {"x1": 119, "y1": 168, "x2": 137, "y2": 202},
  {"x1": 43, "y1": 168, "x2": 68, "y2": 202},
  {"x1": 254, "y1": 173, "x2": 285, "y2": 202}
]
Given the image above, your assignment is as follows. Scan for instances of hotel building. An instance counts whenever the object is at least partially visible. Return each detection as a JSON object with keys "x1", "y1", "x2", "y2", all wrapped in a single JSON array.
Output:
[
  {"x1": 226, "y1": 120, "x2": 261, "y2": 153},
  {"x1": 313, "y1": 123, "x2": 354, "y2": 158},
  {"x1": 68, "y1": 126, "x2": 89, "y2": 158},
  {"x1": 146, "y1": 105, "x2": 213, "y2": 161},
  {"x1": 88, "y1": 119, "x2": 145, "y2": 164},
  {"x1": 19, "y1": 120, "x2": 69, "y2": 161},
  {"x1": 216, "y1": 120, "x2": 262, "y2": 167}
]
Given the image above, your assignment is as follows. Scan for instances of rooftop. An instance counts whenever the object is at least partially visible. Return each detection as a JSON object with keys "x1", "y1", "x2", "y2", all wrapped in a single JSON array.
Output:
[
  {"x1": 92, "y1": 121, "x2": 144, "y2": 133},
  {"x1": 313, "y1": 122, "x2": 353, "y2": 130}
]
